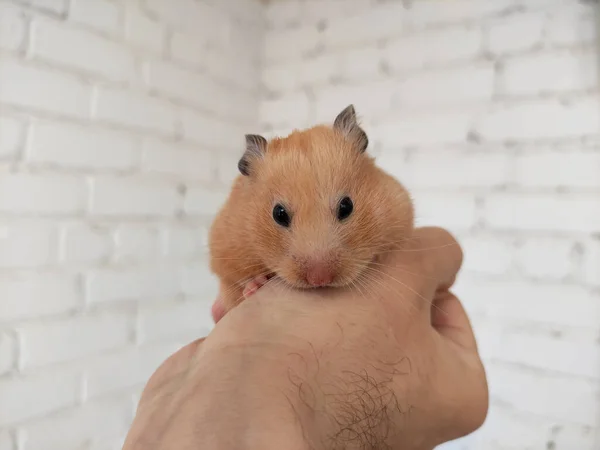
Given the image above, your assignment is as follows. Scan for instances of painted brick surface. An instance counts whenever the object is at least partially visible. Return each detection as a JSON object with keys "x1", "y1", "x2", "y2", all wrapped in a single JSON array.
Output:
[{"x1": 0, "y1": 0, "x2": 262, "y2": 448}]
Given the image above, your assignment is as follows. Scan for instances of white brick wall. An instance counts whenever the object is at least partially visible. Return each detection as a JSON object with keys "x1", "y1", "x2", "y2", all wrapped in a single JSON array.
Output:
[
  {"x1": 1, "y1": 0, "x2": 599, "y2": 449},
  {"x1": 260, "y1": 1, "x2": 600, "y2": 449},
  {"x1": 0, "y1": 1, "x2": 262, "y2": 449}
]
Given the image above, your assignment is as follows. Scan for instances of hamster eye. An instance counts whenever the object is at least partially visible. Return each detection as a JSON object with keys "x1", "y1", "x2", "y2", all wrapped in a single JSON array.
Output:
[
  {"x1": 337, "y1": 197, "x2": 353, "y2": 221},
  {"x1": 272, "y1": 204, "x2": 291, "y2": 227}
]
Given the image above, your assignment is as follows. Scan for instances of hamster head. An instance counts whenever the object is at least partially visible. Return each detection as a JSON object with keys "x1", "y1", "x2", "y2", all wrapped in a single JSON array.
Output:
[{"x1": 237, "y1": 105, "x2": 413, "y2": 289}]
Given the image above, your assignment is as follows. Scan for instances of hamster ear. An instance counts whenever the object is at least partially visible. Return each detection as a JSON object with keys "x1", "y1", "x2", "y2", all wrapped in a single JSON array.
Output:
[
  {"x1": 333, "y1": 104, "x2": 368, "y2": 153},
  {"x1": 238, "y1": 134, "x2": 267, "y2": 176}
]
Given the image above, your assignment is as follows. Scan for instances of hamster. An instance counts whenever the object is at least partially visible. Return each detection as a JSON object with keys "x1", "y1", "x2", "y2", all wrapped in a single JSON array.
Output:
[{"x1": 208, "y1": 104, "x2": 414, "y2": 314}]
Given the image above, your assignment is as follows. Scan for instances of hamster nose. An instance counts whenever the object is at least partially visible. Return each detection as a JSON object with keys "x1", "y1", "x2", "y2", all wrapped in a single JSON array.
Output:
[{"x1": 305, "y1": 261, "x2": 334, "y2": 287}]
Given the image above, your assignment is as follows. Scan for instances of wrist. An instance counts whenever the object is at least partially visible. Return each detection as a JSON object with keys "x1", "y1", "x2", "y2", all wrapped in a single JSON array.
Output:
[{"x1": 189, "y1": 339, "x2": 315, "y2": 450}]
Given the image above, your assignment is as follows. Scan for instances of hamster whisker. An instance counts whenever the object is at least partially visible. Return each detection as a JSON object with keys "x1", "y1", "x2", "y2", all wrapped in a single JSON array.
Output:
[
  {"x1": 380, "y1": 241, "x2": 461, "y2": 253},
  {"x1": 210, "y1": 256, "x2": 265, "y2": 261},
  {"x1": 343, "y1": 257, "x2": 445, "y2": 283},
  {"x1": 224, "y1": 263, "x2": 270, "y2": 281},
  {"x1": 348, "y1": 273, "x2": 369, "y2": 303},
  {"x1": 360, "y1": 266, "x2": 447, "y2": 315},
  {"x1": 353, "y1": 269, "x2": 419, "y2": 316}
]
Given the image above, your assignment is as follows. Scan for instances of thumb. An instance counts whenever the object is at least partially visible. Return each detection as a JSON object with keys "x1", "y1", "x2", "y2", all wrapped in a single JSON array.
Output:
[{"x1": 431, "y1": 291, "x2": 478, "y2": 351}]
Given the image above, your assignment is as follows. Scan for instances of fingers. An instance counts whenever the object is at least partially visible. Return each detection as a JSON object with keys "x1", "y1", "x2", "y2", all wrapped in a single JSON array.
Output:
[
  {"x1": 379, "y1": 227, "x2": 463, "y2": 312},
  {"x1": 406, "y1": 226, "x2": 463, "y2": 292},
  {"x1": 211, "y1": 296, "x2": 226, "y2": 323},
  {"x1": 431, "y1": 291, "x2": 478, "y2": 351}
]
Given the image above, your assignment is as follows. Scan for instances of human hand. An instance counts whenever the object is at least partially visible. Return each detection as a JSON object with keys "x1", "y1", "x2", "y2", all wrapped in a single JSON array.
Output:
[{"x1": 122, "y1": 227, "x2": 488, "y2": 450}]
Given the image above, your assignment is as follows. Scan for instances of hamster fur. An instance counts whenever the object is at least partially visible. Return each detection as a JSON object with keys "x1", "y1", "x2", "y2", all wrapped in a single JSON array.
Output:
[{"x1": 208, "y1": 104, "x2": 414, "y2": 312}]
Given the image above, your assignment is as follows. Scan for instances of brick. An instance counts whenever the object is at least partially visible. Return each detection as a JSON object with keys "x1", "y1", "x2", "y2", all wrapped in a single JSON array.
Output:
[
  {"x1": 545, "y1": 7, "x2": 596, "y2": 46},
  {"x1": 14, "y1": 0, "x2": 67, "y2": 16},
  {"x1": 332, "y1": 48, "x2": 381, "y2": 83},
  {"x1": 0, "y1": 174, "x2": 86, "y2": 215},
  {"x1": 180, "y1": 109, "x2": 245, "y2": 151},
  {"x1": 217, "y1": 152, "x2": 241, "y2": 186},
  {"x1": 461, "y1": 236, "x2": 513, "y2": 276},
  {"x1": 302, "y1": 0, "x2": 374, "y2": 23},
  {"x1": 484, "y1": 193, "x2": 600, "y2": 233},
  {"x1": 88, "y1": 435, "x2": 127, "y2": 450},
  {"x1": 180, "y1": 262, "x2": 220, "y2": 297},
  {"x1": 183, "y1": 187, "x2": 228, "y2": 217},
  {"x1": 265, "y1": 0, "x2": 301, "y2": 27},
  {"x1": 0, "y1": 59, "x2": 91, "y2": 118},
  {"x1": 479, "y1": 326, "x2": 600, "y2": 379},
  {"x1": 212, "y1": 0, "x2": 262, "y2": 25},
  {"x1": 322, "y1": 2, "x2": 405, "y2": 48},
  {"x1": 384, "y1": 151, "x2": 510, "y2": 190},
  {"x1": 477, "y1": 99, "x2": 600, "y2": 140},
  {"x1": 139, "y1": 300, "x2": 212, "y2": 343},
  {"x1": 395, "y1": 63, "x2": 495, "y2": 107},
  {"x1": 372, "y1": 111, "x2": 473, "y2": 148},
  {"x1": 69, "y1": 0, "x2": 120, "y2": 35},
  {"x1": 0, "y1": 116, "x2": 25, "y2": 158},
  {"x1": 582, "y1": 238, "x2": 599, "y2": 287},
  {"x1": 226, "y1": 22, "x2": 262, "y2": 66},
  {"x1": 143, "y1": 0, "x2": 229, "y2": 45},
  {"x1": 471, "y1": 403, "x2": 594, "y2": 449},
  {"x1": 170, "y1": 31, "x2": 206, "y2": 69},
  {"x1": 225, "y1": 89, "x2": 258, "y2": 124},
  {"x1": 455, "y1": 279, "x2": 600, "y2": 327},
  {"x1": 0, "y1": 332, "x2": 15, "y2": 375},
  {"x1": 411, "y1": 192, "x2": 478, "y2": 231},
  {"x1": 203, "y1": 47, "x2": 256, "y2": 92},
  {"x1": 94, "y1": 88, "x2": 177, "y2": 135},
  {"x1": 90, "y1": 177, "x2": 180, "y2": 217},
  {"x1": 84, "y1": 344, "x2": 178, "y2": 398},
  {"x1": 61, "y1": 224, "x2": 112, "y2": 264},
  {"x1": 0, "y1": 273, "x2": 80, "y2": 321},
  {"x1": 408, "y1": 0, "x2": 517, "y2": 27},
  {"x1": 0, "y1": 3, "x2": 27, "y2": 51},
  {"x1": 487, "y1": 363, "x2": 599, "y2": 425},
  {"x1": 313, "y1": 80, "x2": 396, "y2": 124},
  {"x1": 0, "y1": 430, "x2": 13, "y2": 450},
  {"x1": 515, "y1": 150, "x2": 600, "y2": 189},
  {"x1": 516, "y1": 237, "x2": 580, "y2": 280},
  {"x1": 31, "y1": 18, "x2": 135, "y2": 82},
  {"x1": 86, "y1": 266, "x2": 180, "y2": 304},
  {"x1": 385, "y1": 27, "x2": 482, "y2": 71},
  {"x1": 163, "y1": 226, "x2": 208, "y2": 258},
  {"x1": 144, "y1": 61, "x2": 222, "y2": 113},
  {"x1": 503, "y1": 51, "x2": 597, "y2": 95},
  {"x1": 0, "y1": 369, "x2": 81, "y2": 426},
  {"x1": 19, "y1": 313, "x2": 131, "y2": 369},
  {"x1": 114, "y1": 225, "x2": 160, "y2": 263},
  {"x1": 260, "y1": 91, "x2": 311, "y2": 127},
  {"x1": 487, "y1": 14, "x2": 544, "y2": 54},
  {"x1": 264, "y1": 26, "x2": 321, "y2": 62},
  {"x1": 124, "y1": 2, "x2": 164, "y2": 53},
  {"x1": 28, "y1": 122, "x2": 138, "y2": 170},
  {"x1": 0, "y1": 221, "x2": 57, "y2": 268},
  {"x1": 18, "y1": 397, "x2": 132, "y2": 450},
  {"x1": 141, "y1": 139, "x2": 212, "y2": 181}
]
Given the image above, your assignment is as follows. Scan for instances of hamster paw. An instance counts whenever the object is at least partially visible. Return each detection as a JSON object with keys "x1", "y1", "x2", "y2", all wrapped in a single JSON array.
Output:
[{"x1": 242, "y1": 275, "x2": 269, "y2": 299}]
